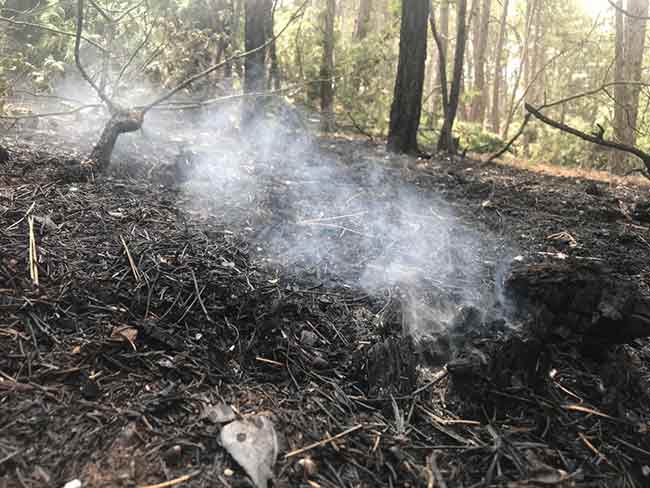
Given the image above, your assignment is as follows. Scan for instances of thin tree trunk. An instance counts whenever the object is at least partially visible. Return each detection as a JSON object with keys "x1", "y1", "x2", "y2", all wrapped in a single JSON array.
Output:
[
  {"x1": 242, "y1": 0, "x2": 271, "y2": 126},
  {"x1": 502, "y1": 0, "x2": 536, "y2": 139},
  {"x1": 387, "y1": 0, "x2": 430, "y2": 154},
  {"x1": 490, "y1": 0, "x2": 508, "y2": 134},
  {"x1": 623, "y1": 0, "x2": 649, "y2": 144},
  {"x1": 267, "y1": 3, "x2": 280, "y2": 91},
  {"x1": 352, "y1": 0, "x2": 373, "y2": 93},
  {"x1": 432, "y1": 0, "x2": 450, "y2": 120},
  {"x1": 320, "y1": 0, "x2": 336, "y2": 132},
  {"x1": 470, "y1": 0, "x2": 491, "y2": 124},
  {"x1": 611, "y1": 0, "x2": 649, "y2": 172},
  {"x1": 438, "y1": 0, "x2": 468, "y2": 153},
  {"x1": 354, "y1": 0, "x2": 372, "y2": 40}
]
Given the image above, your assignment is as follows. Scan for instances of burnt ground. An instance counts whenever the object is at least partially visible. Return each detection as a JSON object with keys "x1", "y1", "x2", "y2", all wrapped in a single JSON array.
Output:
[{"x1": 2, "y1": 120, "x2": 650, "y2": 488}]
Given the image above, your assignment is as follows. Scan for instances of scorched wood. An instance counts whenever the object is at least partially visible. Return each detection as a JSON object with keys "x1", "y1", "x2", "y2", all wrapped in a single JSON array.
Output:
[
  {"x1": 504, "y1": 259, "x2": 650, "y2": 346},
  {"x1": 89, "y1": 110, "x2": 144, "y2": 171}
]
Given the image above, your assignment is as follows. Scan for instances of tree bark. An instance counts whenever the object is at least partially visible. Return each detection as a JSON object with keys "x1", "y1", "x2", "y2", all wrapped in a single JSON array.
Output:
[
  {"x1": 437, "y1": 0, "x2": 468, "y2": 153},
  {"x1": 242, "y1": 0, "x2": 272, "y2": 126},
  {"x1": 502, "y1": 0, "x2": 537, "y2": 139},
  {"x1": 490, "y1": 0, "x2": 509, "y2": 134},
  {"x1": 469, "y1": 0, "x2": 491, "y2": 124},
  {"x1": 612, "y1": 0, "x2": 649, "y2": 173},
  {"x1": 320, "y1": 0, "x2": 336, "y2": 132},
  {"x1": 386, "y1": 0, "x2": 429, "y2": 154},
  {"x1": 431, "y1": 0, "x2": 449, "y2": 120},
  {"x1": 354, "y1": 0, "x2": 372, "y2": 40}
]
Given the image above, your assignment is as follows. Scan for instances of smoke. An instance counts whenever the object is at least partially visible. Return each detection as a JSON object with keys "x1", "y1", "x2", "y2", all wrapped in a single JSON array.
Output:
[
  {"x1": 170, "y1": 103, "x2": 513, "y2": 343},
  {"x1": 7, "y1": 64, "x2": 513, "y2": 344}
]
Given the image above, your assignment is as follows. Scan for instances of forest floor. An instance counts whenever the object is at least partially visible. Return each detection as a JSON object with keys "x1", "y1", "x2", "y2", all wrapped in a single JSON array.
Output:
[{"x1": 1, "y1": 118, "x2": 650, "y2": 488}]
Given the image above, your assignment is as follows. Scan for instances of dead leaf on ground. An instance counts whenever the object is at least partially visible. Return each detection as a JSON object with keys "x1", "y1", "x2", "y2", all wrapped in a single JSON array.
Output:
[{"x1": 220, "y1": 415, "x2": 278, "y2": 488}]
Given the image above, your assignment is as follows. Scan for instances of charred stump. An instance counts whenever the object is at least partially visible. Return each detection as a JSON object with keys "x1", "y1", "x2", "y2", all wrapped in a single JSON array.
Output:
[
  {"x1": 0, "y1": 144, "x2": 9, "y2": 164},
  {"x1": 504, "y1": 259, "x2": 650, "y2": 346},
  {"x1": 89, "y1": 110, "x2": 144, "y2": 172},
  {"x1": 362, "y1": 336, "x2": 418, "y2": 397}
]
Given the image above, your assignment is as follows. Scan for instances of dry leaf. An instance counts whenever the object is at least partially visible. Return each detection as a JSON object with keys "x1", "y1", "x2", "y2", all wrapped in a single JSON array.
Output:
[{"x1": 220, "y1": 415, "x2": 278, "y2": 488}]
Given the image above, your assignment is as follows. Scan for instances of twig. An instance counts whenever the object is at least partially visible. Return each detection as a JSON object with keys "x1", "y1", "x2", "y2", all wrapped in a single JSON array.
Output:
[
  {"x1": 190, "y1": 268, "x2": 213, "y2": 323},
  {"x1": 0, "y1": 15, "x2": 107, "y2": 52},
  {"x1": 0, "y1": 104, "x2": 102, "y2": 120},
  {"x1": 487, "y1": 112, "x2": 532, "y2": 162},
  {"x1": 428, "y1": 453, "x2": 448, "y2": 488},
  {"x1": 141, "y1": 0, "x2": 309, "y2": 113},
  {"x1": 120, "y1": 235, "x2": 141, "y2": 283},
  {"x1": 28, "y1": 216, "x2": 39, "y2": 287},
  {"x1": 136, "y1": 471, "x2": 201, "y2": 488},
  {"x1": 285, "y1": 424, "x2": 363, "y2": 458},
  {"x1": 297, "y1": 211, "x2": 368, "y2": 225}
]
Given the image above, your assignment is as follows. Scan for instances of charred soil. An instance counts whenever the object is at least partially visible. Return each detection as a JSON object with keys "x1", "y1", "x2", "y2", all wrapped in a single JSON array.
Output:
[{"x1": 1, "y1": 131, "x2": 650, "y2": 487}]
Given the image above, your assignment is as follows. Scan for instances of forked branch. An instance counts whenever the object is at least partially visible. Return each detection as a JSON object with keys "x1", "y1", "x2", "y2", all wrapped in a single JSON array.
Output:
[{"x1": 75, "y1": 0, "x2": 115, "y2": 112}]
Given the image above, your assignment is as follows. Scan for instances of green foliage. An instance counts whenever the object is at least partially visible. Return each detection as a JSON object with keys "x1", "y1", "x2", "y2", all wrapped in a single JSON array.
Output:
[{"x1": 455, "y1": 122, "x2": 505, "y2": 154}]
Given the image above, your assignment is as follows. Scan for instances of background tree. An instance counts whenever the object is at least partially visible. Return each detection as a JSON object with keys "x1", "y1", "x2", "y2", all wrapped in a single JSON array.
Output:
[
  {"x1": 387, "y1": 0, "x2": 429, "y2": 154},
  {"x1": 612, "y1": 0, "x2": 649, "y2": 172},
  {"x1": 320, "y1": 0, "x2": 336, "y2": 132},
  {"x1": 491, "y1": 0, "x2": 509, "y2": 134},
  {"x1": 243, "y1": 0, "x2": 273, "y2": 125},
  {"x1": 469, "y1": 0, "x2": 491, "y2": 125},
  {"x1": 437, "y1": 0, "x2": 468, "y2": 152}
]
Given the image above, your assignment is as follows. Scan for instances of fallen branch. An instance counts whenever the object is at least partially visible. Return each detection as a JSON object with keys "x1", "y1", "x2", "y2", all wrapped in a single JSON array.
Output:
[{"x1": 524, "y1": 103, "x2": 650, "y2": 174}]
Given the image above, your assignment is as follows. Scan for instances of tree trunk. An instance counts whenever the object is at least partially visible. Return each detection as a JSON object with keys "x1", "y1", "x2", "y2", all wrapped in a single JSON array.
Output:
[
  {"x1": 469, "y1": 0, "x2": 491, "y2": 124},
  {"x1": 490, "y1": 0, "x2": 509, "y2": 134},
  {"x1": 502, "y1": 0, "x2": 536, "y2": 139},
  {"x1": 612, "y1": 0, "x2": 649, "y2": 173},
  {"x1": 89, "y1": 111, "x2": 144, "y2": 171},
  {"x1": 437, "y1": 0, "x2": 468, "y2": 153},
  {"x1": 320, "y1": 0, "x2": 336, "y2": 132},
  {"x1": 431, "y1": 0, "x2": 449, "y2": 121},
  {"x1": 386, "y1": 0, "x2": 430, "y2": 154},
  {"x1": 242, "y1": 0, "x2": 271, "y2": 126},
  {"x1": 266, "y1": 2, "x2": 280, "y2": 91},
  {"x1": 354, "y1": 0, "x2": 372, "y2": 40}
]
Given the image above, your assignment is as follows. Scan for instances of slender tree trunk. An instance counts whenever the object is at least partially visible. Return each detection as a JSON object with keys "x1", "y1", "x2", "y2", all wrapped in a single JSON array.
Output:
[
  {"x1": 522, "y1": 1, "x2": 543, "y2": 156},
  {"x1": 469, "y1": 0, "x2": 491, "y2": 124},
  {"x1": 354, "y1": 0, "x2": 372, "y2": 40},
  {"x1": 438, "y1": 0, "x2": 468, "y2": 153},
  {"x1": 612, "y1": 0, "x2": 649, "y2": 172},
  {"x1": 387, "y1": 0, "x2": 430, "y2": 154},
  {"x1": 320, "y1": 0, "x2": 336, "y2": 132},
  {"x1": 490, "y1": 0, "x2": 509, "y2": 134},
  {"x1": 502, "y1": 0, "x2": 536, "y2": 139},
  {"x1": 352, "y1": 0, "x2": 373, "y2": 93},
  {"x1": 623, "y1": 0, "x2": 649, "y2": 143},
  {"x1": 431, "y1": 0, "x2": 450, "y2": 120},
  {"x1": 267, "y1": 3, "x2": 280, "y2": 91},
  {"x1": 242, "y1": 0, "x2": 271, "y2": 126}
]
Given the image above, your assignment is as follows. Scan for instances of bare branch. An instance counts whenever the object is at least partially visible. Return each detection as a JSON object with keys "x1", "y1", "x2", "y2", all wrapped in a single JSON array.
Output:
[
  {"x1": 0, "y1": 15, "x2": 107, "y2": 52},
  {"x1": 0, "y1": 104, "x2": 102, "y2": 120},
  {"x1": 607, "y1": 0, "x2": 650, "y2": 20},
  {"x1": 487, "y1": 112, "x2": 533, "y2": 162},
  {"x1": 75, "y1": 0, "x2": 115, "y2": 112},
  {"x1": 525, "y1": 102, "x2": 650, "y2": 173},
  {"x1": 140, "y1": 0, "x2": 310, "y2": 114}
]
